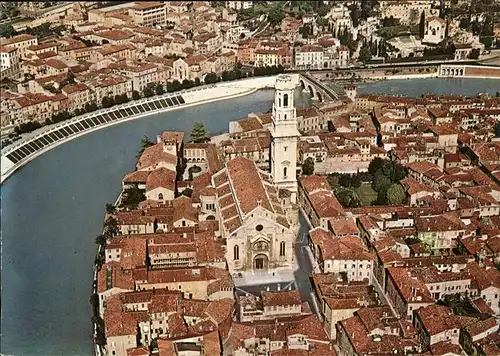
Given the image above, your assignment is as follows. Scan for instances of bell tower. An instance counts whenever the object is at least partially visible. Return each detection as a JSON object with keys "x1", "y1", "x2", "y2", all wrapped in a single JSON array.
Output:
[{"x1": 270, "y1": 74, "x2": 300, "y2": 203}]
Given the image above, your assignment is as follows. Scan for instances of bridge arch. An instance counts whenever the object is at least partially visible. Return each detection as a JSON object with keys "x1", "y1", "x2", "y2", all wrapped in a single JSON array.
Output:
[
  {"x1": 307, "y1": 85, "x2": 314, "y2": 98},
  {"x1": 299, "y1": 80, "x2": 305, "y2": 89},
  {"x1": 316, "y1": 91, "x2": 323, "y2": 102}
]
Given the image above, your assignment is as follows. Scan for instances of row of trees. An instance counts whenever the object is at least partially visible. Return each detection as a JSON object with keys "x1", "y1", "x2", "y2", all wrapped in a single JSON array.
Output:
[
  {"x1": 102, "y1": 93, "x2": 130, "y2": 108},
  {"x1": 338, "y1": 27, "x2": 358, "y2": 54}
]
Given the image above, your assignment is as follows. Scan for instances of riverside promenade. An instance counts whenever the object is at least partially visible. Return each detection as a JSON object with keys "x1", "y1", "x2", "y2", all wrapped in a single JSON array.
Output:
[{"x1": 0, "y1": 76, "x2": 277, "y2": 184}]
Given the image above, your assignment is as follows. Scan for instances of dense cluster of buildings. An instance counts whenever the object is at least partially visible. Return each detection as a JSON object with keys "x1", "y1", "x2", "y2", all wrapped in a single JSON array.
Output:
[
  {"x1": 0, "y1": 1, "x2": 352, "y2": 129},
  {"x1": 94, "y1": 69, "x2": 500, "y2": 356}
]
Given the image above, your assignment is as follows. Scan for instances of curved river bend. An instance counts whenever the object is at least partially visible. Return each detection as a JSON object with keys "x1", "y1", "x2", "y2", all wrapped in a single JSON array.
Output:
[{"x1": 1, "y1": 78, "x2": 498, "y2": 355}]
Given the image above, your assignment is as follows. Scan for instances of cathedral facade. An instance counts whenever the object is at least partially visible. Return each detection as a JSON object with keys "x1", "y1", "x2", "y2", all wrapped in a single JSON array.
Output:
[{"x1": 213, "y1": 74, "x2": 301, "y2": 275}]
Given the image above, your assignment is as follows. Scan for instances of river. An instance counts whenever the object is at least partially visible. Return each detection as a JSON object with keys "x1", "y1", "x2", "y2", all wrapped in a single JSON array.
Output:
[
  {"x1": 356, "y1": 77, "x2": 500, "y2": 97},
  {"x1": 0, "y1": 78, "x2": 497, "y2": 355}
]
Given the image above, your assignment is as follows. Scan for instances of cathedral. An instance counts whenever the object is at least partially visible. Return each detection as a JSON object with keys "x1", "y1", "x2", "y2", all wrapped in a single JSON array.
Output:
[{"x1": 213, "y1": 74, "x2": 300, "y2": 275}]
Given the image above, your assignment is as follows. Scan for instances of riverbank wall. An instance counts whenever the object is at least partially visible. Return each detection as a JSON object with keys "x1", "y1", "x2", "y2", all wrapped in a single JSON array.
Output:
[
  {"x1": 360, "y1": 72, "x2": 439, "y2": 81},
  {"x1": 438, "y1": 64, "x2": 500, "y2": 79},
  {"x1": 0, "y1": 76, "x2": 277, "y2": 184}
]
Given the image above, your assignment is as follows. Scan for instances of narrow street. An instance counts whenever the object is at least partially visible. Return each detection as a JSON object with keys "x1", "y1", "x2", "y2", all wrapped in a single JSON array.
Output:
[{"x1": 294, "y1": 211, "x2": 322, "y2": 319}]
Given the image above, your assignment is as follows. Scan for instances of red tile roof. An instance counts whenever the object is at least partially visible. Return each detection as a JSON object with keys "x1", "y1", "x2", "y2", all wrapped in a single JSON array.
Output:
[
  {"x1": 262, "y1": 290, "x2": 302, "y2": 307},
  {"x1": 137, "y1": 143, "x2": 177, "y2": 170},
  {"x1": 227, "y1": 157, "x2": 273, "y2": 215},
  {"x1": 145, "y1": 167, "x2": 176, "y2": 191}
]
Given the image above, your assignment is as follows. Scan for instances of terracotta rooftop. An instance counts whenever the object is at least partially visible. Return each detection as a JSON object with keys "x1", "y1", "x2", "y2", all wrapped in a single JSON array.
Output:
[
  {"x1": 226, "y1": 157, "x2": 273, "y2": 215},
  {"x1": 137, "y1": 143, "x2": 177, "y2": 170},
  {"x1": 145, "y1": 167, "x2": 176, "y2": 192},
  {"x1": 262, "y1": 290, "x2": 302, "y2": 307}
]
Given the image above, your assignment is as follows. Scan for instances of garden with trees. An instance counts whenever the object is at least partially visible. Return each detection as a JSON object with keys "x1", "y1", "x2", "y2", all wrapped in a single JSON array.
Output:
[
  {"x1": 327, "y1": 157, "x2": 408, "y2": 207},
  {"x1": 120, "y1": 184, "x2": 146, "y2": 210}
]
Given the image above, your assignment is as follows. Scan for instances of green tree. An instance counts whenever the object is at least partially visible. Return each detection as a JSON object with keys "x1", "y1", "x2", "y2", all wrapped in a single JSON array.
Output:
[
  {"x1": 409, "y1": 9, "x2": 419, "y2": 24},
  {"x1": 302, "y1": 157, "x2": 315, "y2": 175},
  {"x1": 494, "y1": 123, "x2": 500, "y2": 137},
  {"x1": 350, "y1": 5, "x2": 360, "y2": 27},
  {"x1": 103, "y1": 217, "x2": 119, "y2": 237},
  {"x1": 136, "y1": 135, "x2": 155, "y2": 158},
  {"x1": 480, "y1": 36, "x2": 493, "y2": 49},
  {"x1": 335, "y1": 188, "x2": 361, "y2": 208},
  {"x1": 317, "y1": 4, "x2": 329, "y2": 17},
  {"x1": 204, "y1": 72, "x2": 218, "y2": 84},
  {"x1": 132, "y1": 90, "x2": 141, "y2": 100},
  {"x1": 143, "y1": 85, "x2": 155, "y2": 98},
  {"x1": 268, "y1": 6, "x2": 284, "y2": 27},
  {"x1": 372, "y1": 172, "x2": 391, "y2": 192},
  {"x1": 419, "y1": 11, "x2": 425, "y2": 39},
  {"x1": 0, "y1": 23, "x2": 15, "y2": 38},
  {"x1": 105, "y1": 203, "x2": 116, "y2": 214},
  {"x1": 375, "y1": 184, "x2": 390, "y2": 205},
  {"x1": 386, "y1": 183, "x2": 406, "y2": 204},
  {"x1": 167, "y1": 80, "x2": 182, "y2": 92},
  {"x1": 120, "y1": 185, "x2": 146, "y2": 210},
  {"x1": 155, "y1": 83, "x2": 165, "y2": 95},
  {"x1": 101, "y1": 96, "x2": 114, "y2": 108},
  {"x1": 181, "y1": 188, "x2": 193, "y2": 197},
  {"x1": 114, "y1": 94, "x2": 128, "y2": 105},
  {"x1": 382, "y1": 160, "x2": 406, "y2": 182},
  {"x1": 339, "y1": 174, "x2": 352, "y2": 188},
  {"x1": 359, "y1": 45, "x2": 372, "y2": 63},
  {"x1": 469, "y1": 48, "x2": 480, "y2": 59},
  {"x1": 351, "y1": 174, "x2": 362, "y2": 189},
  {"x1": 189, "y1": 121, "x2": 210, "y2": 143},
  {"x1": 95, "y1": 234, "x2": 107, "y2": 245},
  {"x1": 299, "y1": 24, "x2": 313, "y2": 38},
  {"x1": 369, "y1": 158, "x2": 385, "y2": 176},
  {"x1": 316, "y1": 17, "x2": 329, "y2": 29},
  {"x1": 194, "y1": 77, "x2": 201, "y2": 86},
  {"x1": 459, "y1": 16, "x2": 471, "y2": 30},
  {"x1": 182, "y1": 79, "x2": 194, "y2": 89}
]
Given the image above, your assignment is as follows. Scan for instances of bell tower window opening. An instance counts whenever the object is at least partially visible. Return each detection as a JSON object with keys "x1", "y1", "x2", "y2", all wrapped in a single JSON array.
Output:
[
  {"x1": 234, "y1": 245, "x2": 239, "y2": 260},
  {"x1": 283, "y1": 93, "x2": 289, "y2": 107},
  {"x1": 283, "y1": 167, "x2": 287, "y2": 178},
  {"x1": 280, "y1": 241, "x2": 286, "y2": 256}
]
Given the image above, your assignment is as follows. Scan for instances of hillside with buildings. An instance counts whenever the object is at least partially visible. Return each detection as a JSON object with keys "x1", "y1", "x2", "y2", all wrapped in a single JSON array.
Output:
[{"x1": 1, "y1": 0, "x2": 498, "y2": 138}]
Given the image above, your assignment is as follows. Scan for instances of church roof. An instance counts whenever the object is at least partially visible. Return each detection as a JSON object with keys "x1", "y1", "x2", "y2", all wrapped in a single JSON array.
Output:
[
  {"x1": 213, "y1": 157, "x2": 291, "y2": 233},
  {"x1": 226, "y1": 157, "x2": 274, "y2": 215}
]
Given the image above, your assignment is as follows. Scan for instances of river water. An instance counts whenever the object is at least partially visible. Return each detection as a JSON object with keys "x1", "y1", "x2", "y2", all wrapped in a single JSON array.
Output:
[
  {"x1": 0, "y1": 78, "x2": 498, "y2": 355},
  {"x1": 356, "y1": 77, "x2": 500, "y2": 97}
]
